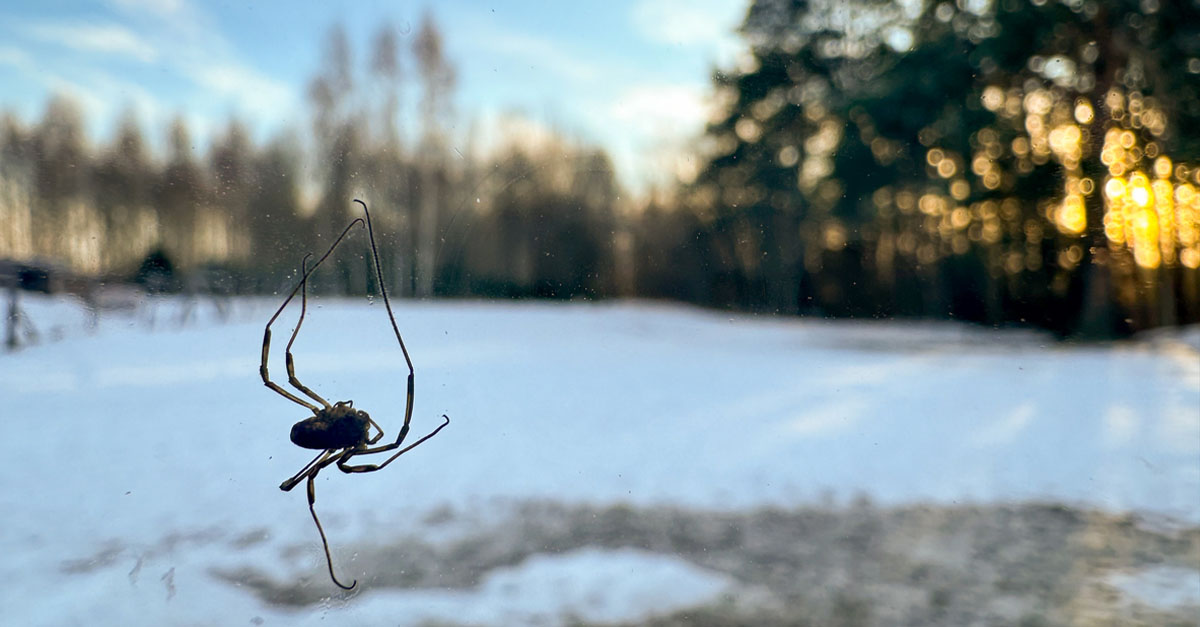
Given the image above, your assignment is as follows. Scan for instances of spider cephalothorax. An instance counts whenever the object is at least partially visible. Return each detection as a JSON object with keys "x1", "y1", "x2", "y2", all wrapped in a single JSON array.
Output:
[
  {"x1": 290, "y1": 401, "x2": 371, "y2": 450},
  {"x1": 260, "y1": 199, "x2": 449, "y2": 590}
]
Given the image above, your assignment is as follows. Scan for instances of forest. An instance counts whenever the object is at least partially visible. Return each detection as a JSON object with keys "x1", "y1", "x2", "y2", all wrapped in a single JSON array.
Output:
[{"x1": 1, "y1": 0, "x2": 1197, "y2": 339}]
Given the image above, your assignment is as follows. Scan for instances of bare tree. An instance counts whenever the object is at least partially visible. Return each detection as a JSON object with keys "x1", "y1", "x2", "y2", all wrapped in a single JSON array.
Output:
[
  {"x1": 309, "y1": 24, "x2": 354, "y2": 146},
  {"x1": 208, "y1": 120, "x2": 255, "y2": 265},
  {"x1": 370, "y1": 23, "x2": 403, "y2": 148},
  {"x1": 366, "y1": 22, "x2": 414, "y2": 297},
  {"x1": 251, "y1": 132, "x2": 310, "y2": 288},
  {"x1": 156, "y1": 116, "x2": 206, "y2": 269},
  {"x1": 94, "y1": 110, "x2": 155, "y2": 271},
  {"x1": 309, "y1": 24, "x2": 363, "y2": 293},
  {"x1": 0, "y1": 113, "x2": 35, "y2": 263},
  {"x1": 412, "y1": 10, "x2": 456, "y2": 297},
  {"x1": 32, "y1": 96, "x2": 92, "y2": 266}
]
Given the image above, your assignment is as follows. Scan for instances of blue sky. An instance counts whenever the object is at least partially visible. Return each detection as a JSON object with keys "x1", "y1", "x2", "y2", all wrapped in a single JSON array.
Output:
[{"x1": 0, "y1": 0, "x2": 748, "y2": 193}]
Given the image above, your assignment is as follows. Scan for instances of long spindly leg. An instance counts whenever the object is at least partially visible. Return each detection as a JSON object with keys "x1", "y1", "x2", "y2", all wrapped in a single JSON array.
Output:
[
  {"x1": 284, "y1": 254, "x2": 330, "y2": 409},
  {"x1": 306, "y1": 471, "x2": 357, "y2": 590},
  {"x1": 355, "y1": 200, "x2": 451, "y2": 461},
  {"x1": 280, "y1": 449, "x2": 334, "y2": 492},
  {"x1": 352, "y1": 200, "x2": 427, "y2": 458},
  {"x1": 279, "y1": 450, "x2": 357, "y2": 589},
  {"x1": 341, "y1": 202, "x2": 450, "y2": 469},
  {"x1": 337, "y1": 414, "x2": 450, "y2": 474},
  {"x1": 355, "y1": 199, "x2": 414, "y2": 377},
  {"x1": 261, "y1": 218, "x2": 365, "y2": 411}
]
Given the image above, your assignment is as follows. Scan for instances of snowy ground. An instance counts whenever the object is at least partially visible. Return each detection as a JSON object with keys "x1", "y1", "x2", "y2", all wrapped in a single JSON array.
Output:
[{"x1": 2, "y1": 294, "x2": 1198, "y2": 625}]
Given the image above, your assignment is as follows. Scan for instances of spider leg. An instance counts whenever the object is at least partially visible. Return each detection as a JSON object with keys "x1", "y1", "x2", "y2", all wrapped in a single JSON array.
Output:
[
  {"x1": 365, "y1": 416, "x2": 385, "y2": 445},
  {"x1": 306, "y1": 471, "x2": 357, "y2": 590},
  {"x1": 335, "y1": 371, "x2": 416, "y2": 470},
  {"x1": 279, "y1": 450, "x2": 357, "y2": 589},
  {"x1": 348, "y1": 200, "x2": 445, "y2": 468},
  {"x1": 355, "y1": 199, "x2": 414, "y2": 376},
  {"x1": 260, "y1": 218, "x2": 364, "y2": 412},
  {"x1": 337, "y1": 414, "x2": 450, "y2": 474},
  {"x1": 280, "y1": 448, "x2": 335, "y2": 492},
  {"x1": 284, "y1": 254, "x2": 330, "y2": 409}
]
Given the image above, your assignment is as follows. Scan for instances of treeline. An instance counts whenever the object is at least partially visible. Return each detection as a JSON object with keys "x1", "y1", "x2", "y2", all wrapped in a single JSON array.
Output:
[
  {"x1": 0, "y1": 15, "x2": 622, "y2": 301},
  {"x1": 1, "y1": 2, "x2": 1198, "y2": 339},
  {"x1": 659, "y1": 0, "x2": 1200, "y2": 338}
]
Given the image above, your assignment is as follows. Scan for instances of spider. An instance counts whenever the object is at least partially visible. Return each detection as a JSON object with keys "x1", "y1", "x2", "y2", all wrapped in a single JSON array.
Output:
[{"x1": 260, "y1": 199, "x2": 450, "y2": 590}]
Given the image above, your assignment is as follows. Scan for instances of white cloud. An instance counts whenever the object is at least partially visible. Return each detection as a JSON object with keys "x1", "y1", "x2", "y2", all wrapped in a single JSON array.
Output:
[
  {"x1": 465, "y1": 88, "x2": 704, "y2": 197},
  {"x1": 71, "y1": 0, "x2": 293, "y2": 137},
  {"x1": 184, "y1": 62, "x2": 295, "y2": 123},
  {"x1": 471, "y1": 110, "x2": 566, "y2": 159},
  {"x1": 40, "y1": 75, "x2": 113, "y2": 131},
  {"x1": 467, "y1": 27, "x2": 599, "y2": 83},
  {"x1": 609, "y1": 83, "x2": 708, "y2": 139},
  {"x1": 632, "y1": 0, "x2": 734, "y2": 44},
  {"x1": 28, "y1": 67, "x2": 176, "y2": 149},
  {"x1": 0, "y1": 0, "x2": 296, "y2": 156},
  {"x1": 116, "y1": 0, "x2": 296, "y2": 129},
  {"x1": 631, "y1": 0, "x2": 744, "y2": 65},
  {"x1": 580, "y1": 82, "x2": 714, "y2": 194},
  {"x1": 27, "y1": 22, "x2": 159, "y2": 63},
  {"x1": 108, "y1": 0, "x2": 187, "y2": 20},
  {"x1": 0, "y1": 45, "x2": 32, "y2": 70}
]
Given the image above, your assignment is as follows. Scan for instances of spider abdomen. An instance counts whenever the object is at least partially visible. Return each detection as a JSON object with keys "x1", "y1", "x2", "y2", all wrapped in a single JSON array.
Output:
[{"x1": 291, "y1": 403, "x2": 371, "y2": 450}]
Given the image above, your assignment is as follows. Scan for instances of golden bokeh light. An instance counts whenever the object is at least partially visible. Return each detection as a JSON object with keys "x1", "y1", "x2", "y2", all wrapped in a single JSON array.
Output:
[
  {"x1": 1055, "y1": 193, "x2": 1087, "y2": 235},
  {"x1": 735, "y1": 117, "x2": 763, "y2": 143},
  {"x1": 950, "y1": 179, "x2": 970, "y2": 201},
  {"x1": 1154, "y1": 156, "x2": 1172, "y2": 179},
  {"x1": 950, "y1": 207, "x2": 971, "y2": 229},
  {"x1": 1105, "y1": 177, "x2": 1125, "y2": 200},
  {"x1": 1129, "y1": 174, "x2": 1151, "y2": 208},
  {"x1": 893, "y1": 87, "x2": 1195, "y2": 276},
  {"x1": 823, "y1": 221, "x2": 847, "y2": 250},
  {"x1": 981, "y1": 85, "x2": 1005, "y2": 112},
  {"x1": 1074, "y1": 99, "x2": 1094, "y2": 124},
  {"x1": 1092, "y1": 102, "x2": 1199, "y2": 271}
]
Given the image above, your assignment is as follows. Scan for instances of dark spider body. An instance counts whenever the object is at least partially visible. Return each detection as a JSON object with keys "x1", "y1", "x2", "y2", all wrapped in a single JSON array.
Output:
[
  {"x1": 290, "y1": 402, "x2": 371, "y2": 450},
  {"x1": 259, "y1": 199, "x2": 449, "y2": 590}
]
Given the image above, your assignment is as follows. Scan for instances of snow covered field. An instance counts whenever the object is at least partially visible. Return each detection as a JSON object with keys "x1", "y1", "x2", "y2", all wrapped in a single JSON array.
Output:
[{"x1": 2, "y1": 295, "x2": 1198, "y2": 625}]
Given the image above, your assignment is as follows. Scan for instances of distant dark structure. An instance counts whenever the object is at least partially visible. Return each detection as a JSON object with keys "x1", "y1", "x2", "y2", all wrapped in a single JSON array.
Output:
[
  {"x1": 1, "y1": 258, "x2": 61, "y2": 350},
  {"x1": 0, "y1": 258, "x2": 73, "y2": 294},
  {"x1": 134, "y1": 248, "x2": 181, "y2": 294}
]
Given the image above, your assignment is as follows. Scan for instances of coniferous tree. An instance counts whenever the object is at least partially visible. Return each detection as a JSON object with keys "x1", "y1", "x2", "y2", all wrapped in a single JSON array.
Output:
[{"x1": 686, "y1": 0, "x2": 1200, "y2": 335}]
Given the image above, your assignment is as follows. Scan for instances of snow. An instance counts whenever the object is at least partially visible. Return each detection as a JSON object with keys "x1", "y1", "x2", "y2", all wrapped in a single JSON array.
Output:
[
  {"x1": 310, "y1": 548, "x2": 735, "y2": 627},
  {"x1": 1, "y1": 295, "x2": 1198, "y2": 624}
]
